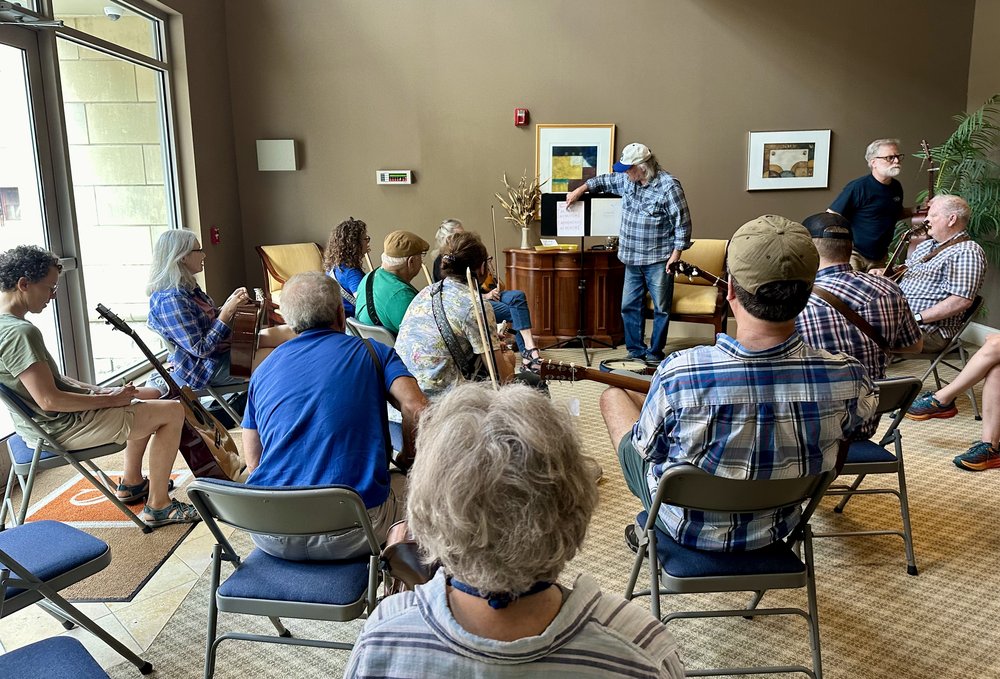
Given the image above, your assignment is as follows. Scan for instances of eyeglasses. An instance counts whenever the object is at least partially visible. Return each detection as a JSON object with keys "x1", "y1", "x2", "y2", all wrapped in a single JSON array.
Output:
[
  {"x1": 189, "y1": 248, "x2": 204, "y2": 253},
  {"x1": 48, "y1": 283, "x2": 59, "y2": 295},
  {"x1": 363, "y1": 235, "x2": 371, "y2": 243},
  {"x1": 875, "y1": 154, "x2": 905, "y2": 163}
]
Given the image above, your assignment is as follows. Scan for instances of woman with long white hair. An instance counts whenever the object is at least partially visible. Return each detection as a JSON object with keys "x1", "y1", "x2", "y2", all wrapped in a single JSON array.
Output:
[{"x1": 146, "y1": 230, "x2": 291, "y2": 393}]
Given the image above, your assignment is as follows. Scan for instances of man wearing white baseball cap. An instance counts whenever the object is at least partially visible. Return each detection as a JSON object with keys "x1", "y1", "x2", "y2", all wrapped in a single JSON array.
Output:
[{"x1": 565, "y1": 142, "x2": 691, "y2": 364}]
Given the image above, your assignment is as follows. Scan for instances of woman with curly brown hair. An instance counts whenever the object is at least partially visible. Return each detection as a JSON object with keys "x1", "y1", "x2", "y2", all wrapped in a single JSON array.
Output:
[{"x1": 323, "y1": 217, "x2": 371, "y2": 317}]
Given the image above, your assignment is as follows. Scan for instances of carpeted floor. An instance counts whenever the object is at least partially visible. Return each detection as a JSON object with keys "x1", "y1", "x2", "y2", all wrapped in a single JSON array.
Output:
[{"x1": 110, "y1": 345, "x2": 1000, "y2": 678}]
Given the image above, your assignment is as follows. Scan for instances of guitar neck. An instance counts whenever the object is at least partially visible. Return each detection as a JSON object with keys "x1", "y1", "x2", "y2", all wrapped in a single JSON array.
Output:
[
  {"x1": 94, "y1": 305, "x2": 193, "y2": 405},
  {"x1": 540, "y1": 360, "x2": 652, "y2": 393},
  {"x1": 669, "y1": 260, "x2": 726, "y2": 289}
]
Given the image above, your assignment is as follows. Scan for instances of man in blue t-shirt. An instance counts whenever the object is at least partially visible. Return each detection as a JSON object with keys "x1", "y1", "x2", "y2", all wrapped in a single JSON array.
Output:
[
  {"x1": 828, "y1": 138, "x2": 915, "y2": 272},
  {"x1": 242, "y1": 272, "x2": 428, "y2": 560}
]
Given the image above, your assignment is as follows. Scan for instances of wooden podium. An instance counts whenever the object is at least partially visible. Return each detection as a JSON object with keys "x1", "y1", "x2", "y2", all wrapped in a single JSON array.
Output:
[{"x1": 504, "y1": 248, "x2": 624, "y2": 347}]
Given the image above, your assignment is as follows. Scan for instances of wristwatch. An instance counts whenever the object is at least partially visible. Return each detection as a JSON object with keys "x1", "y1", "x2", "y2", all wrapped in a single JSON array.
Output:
[{"x1": 914, "y1": 312, "x2": 923, "y2": 324}]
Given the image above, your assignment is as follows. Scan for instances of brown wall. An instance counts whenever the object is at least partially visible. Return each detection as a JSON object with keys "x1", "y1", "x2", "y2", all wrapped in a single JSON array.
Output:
[
  {"x1": 217, "y1": 0, "x2": 976, "y2": 295},
  {"x1": 968, "y1": 0, "x2": 1000, "y2": 329},
  {"x1": 159, "y1": 0, "x2": 245, "y2": 303},
  {"x1": 161, "y1": 0, "x2": 999, "y2": 331}
]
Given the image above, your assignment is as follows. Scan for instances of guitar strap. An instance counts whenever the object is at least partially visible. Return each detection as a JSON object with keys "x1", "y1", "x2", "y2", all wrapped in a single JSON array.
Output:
[
  {"x1": 812, "y1": 286, "x2": 891, "y2": 353},
  {"x1": 360, "y1": 337, "x2": 394, "y2": 469},
  {"x1": 430, "y1": 280, "x2": 479, "y2": 380},
  {"x1": 332, "y1": 271, "x2": 357, "y2": 307},
  {"x1": 364, "y1": 268, "x2": 383, "y2": 327},
  {"x1": 919, "y1": 234, "x2": 970, "y2": 264}
]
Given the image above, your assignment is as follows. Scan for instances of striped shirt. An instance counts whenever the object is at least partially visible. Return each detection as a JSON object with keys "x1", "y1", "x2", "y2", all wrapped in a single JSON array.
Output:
[
  {"x1": 632, "y1": 333, "x2": 876, "y2": 551},
  {"x1": 148, "y1": 286, "x2": 230, "y2": 390},
  {"x1": 796, "y1": 264, "x2": 921, "y2": 438},
  {"x1": 344, "y1": 570, "x2": 685, "y2": 678},
  {"x1": 899, "y1": 232, "x2": 985, "y2": 340},
  {"x1": 586, "y1": 171, "x2": 691, "y2": 266}
]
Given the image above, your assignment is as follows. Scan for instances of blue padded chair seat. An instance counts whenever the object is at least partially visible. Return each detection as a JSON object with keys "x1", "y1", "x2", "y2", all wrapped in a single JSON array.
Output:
[
  {"x1": 0, "y1": 521, "x2": 109, "y2": 599},
  {"x1": 637, "y1": 511, "x2": 805, "y2": 578},
  {"x1": 846, "y1": 439, "x2": 897, "y2": 464},
  {"x1": 218, "y1": 548, "x2": 370, "y2": 605},
  {"x1": 7, "y1": 434, "x2": 62, "y2": 465},
  {"x1": 0, "y1": 636, "x2": 109, "y2": 678}
]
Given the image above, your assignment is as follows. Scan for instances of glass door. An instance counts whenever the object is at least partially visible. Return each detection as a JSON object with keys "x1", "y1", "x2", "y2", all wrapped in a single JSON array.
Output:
[{"x1": 0, "y1": 26, "x2": 69, "y2": 435}]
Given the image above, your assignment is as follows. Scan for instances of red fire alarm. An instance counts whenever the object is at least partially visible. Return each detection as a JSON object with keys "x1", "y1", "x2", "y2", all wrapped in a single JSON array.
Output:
[
  {"x1": 210, "y1": 226, "x2": 221, "y2": 245},
  {"x1": 514, "y1": 108, "x2": 529, "y2": 127}
]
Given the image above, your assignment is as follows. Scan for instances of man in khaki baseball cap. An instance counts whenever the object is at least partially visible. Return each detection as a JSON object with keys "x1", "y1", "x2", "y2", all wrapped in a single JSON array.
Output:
[
  {"x1": 355, "y1": 230, "x2": 429, "y2": 334},
  {"x1": 601, "y1": 213, "x2": 875, "y2": 557}
]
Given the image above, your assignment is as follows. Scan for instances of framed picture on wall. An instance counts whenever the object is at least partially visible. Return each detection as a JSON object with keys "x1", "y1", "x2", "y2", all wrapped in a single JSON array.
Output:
[
  {"x1": 536, "y1": 124, "x2": 616, "y2": 194},
  {"x1": 746, "y1": 129, "x2": 831, "y2": 191}
]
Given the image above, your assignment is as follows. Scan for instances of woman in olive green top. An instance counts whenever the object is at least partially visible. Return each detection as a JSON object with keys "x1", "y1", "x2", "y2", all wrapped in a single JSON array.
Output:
[{"x1": 0, "y1": 245, "x2": 198, "y2": 527}]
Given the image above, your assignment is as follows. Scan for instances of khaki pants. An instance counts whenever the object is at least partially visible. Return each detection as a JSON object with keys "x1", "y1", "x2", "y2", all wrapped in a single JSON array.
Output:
[{"x1": 850, "y1": 250, "x2": 887, "y2": 273}]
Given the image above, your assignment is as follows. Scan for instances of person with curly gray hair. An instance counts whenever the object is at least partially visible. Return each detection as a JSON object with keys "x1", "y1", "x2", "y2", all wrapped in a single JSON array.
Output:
[{"x1": 345, "y1": 383, "x2": 685, "y2": 677}]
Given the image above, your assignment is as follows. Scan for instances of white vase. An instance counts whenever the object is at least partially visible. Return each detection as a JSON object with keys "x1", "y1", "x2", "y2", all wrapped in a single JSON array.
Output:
[{"x1": 520, "y1": 226, "x2": 531, "y2": 249}]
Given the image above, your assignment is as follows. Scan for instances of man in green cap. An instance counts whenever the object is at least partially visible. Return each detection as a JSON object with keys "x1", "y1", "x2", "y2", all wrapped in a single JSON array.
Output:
[
  {"x1": 356, "y1": 230, "x2": 429, "y2": 335},
  {"x1": 601, "y1": 215, "x2": 877, "y2": 552}
]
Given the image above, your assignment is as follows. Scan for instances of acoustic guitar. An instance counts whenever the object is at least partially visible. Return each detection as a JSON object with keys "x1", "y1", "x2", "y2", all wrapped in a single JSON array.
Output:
[
  {"x1": 668, "y1": 260, "x2": 727, "y2": 289},
  {"x1": 540, "y1": 359, "x2": 653, "y2": 394},
  {"x1": 96, "y1": 304, "x2": 243, "y2": 481},
  {"x1": 229, "y1": 288, "x2": 265, "y2": 379}
]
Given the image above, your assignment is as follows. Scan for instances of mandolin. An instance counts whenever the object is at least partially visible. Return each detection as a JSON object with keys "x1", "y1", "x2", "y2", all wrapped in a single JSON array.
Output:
[
  {"x1": 540, "y1": 359, "x2": 652, "y2": 394},
  {"x1": 882, "y1": 222, "x2": 929, "y2": 283},
  {"x1": 229, "y1": 288, "x2": 265, "y2": 379},
  {"x1": 96, "y1": 304, "x2": 243, "y2": 481}
]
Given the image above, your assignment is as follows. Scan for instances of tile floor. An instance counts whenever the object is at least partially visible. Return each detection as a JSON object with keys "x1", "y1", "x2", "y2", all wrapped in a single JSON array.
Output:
[{"x1": 0, "y1": 520, "x2": 234, "y2": 670}]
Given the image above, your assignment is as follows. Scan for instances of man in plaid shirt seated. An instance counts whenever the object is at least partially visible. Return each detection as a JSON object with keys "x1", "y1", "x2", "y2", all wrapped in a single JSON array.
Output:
[
  {"x1": 877, "y1": 195, "x2": 985, "y2": 354},
  {"x1": 565, "y1": 142, "x2": 691, "y2": 365},
  {"x1": 601, "y1": 216, "x2": 877, "y2": 552}
]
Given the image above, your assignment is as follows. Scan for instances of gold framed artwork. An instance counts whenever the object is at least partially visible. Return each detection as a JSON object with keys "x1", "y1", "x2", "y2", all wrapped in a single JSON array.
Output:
[
  {"x1": 746, "y1": 129, "x2": 831, "y2": 191},
  {"x1": 535, "y1": 124, "x2": 616, "y2": 194}
]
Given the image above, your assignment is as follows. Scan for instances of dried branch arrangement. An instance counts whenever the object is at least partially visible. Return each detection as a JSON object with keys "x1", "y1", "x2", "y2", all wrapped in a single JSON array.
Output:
[{"x1": 494, "y1": 171, "x2": 547, "y2": 229}]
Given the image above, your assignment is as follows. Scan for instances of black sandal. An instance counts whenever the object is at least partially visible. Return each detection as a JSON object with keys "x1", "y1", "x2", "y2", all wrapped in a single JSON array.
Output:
[
  {"x1": 116, "y1": 476, "x2": 175, "y2": 504},
  {"x1": 521, "y1": 347, "x2": 542, "y2": 374}
]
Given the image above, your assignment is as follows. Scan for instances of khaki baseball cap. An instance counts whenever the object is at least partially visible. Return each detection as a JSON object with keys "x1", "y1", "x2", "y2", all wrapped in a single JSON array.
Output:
[
  {"x1": 727, "y1": 215, "x2": 818, "y2": 294},
  {"x1": 383, "y1": 230, "x2": 429, "y2": 257}
]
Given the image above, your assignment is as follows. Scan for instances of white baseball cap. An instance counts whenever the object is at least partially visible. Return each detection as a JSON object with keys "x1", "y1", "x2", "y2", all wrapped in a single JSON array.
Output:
[{"x1": 613, "y1": 142, "x2": 652, "y2": 172}]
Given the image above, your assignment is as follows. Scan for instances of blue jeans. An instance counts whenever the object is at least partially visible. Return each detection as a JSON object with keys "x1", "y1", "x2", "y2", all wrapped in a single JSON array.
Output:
[
  {"x1": 622, "y1": 262, "x2": 673, "y2": 359},
  {"x1": 489, "y1": 290, "x2": 532, "y2": 352}
]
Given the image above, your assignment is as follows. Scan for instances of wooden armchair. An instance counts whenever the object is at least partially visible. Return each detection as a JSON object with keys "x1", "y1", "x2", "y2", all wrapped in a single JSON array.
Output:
[
  {"x1": 255, "y1": 243, "x2": 324, "y2": 324},
  {"x1": 668, "y1": 238, "x2": 729, "y2": 334}
]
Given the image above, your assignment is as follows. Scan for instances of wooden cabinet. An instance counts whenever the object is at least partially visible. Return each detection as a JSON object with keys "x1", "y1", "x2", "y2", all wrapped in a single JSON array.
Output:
[{"x1": 504, "y1": 248, "x2": 624, "y2": 346}]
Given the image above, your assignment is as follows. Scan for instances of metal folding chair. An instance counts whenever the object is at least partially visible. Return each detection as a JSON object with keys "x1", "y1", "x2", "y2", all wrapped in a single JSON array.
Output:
[
  {"x1": 911, "y1": 295, "x2": 983, "y2": 420},
  {"x1": 0, "y1": 385, "x2": 149, "y2": 532},
  {"x1": 0, "y1": 636, "x2": 110, "y2": 678},
  {"x1": 187, "y1": 479, "x2": 381, "y2": 679},
  {"x1": 345, "y1": 317, "x2": 396, "y2": 348},
  {"x1": 624, "y1": 463, "x2": 837, "y2": 679},
  {"x1": 0, "y1": 520, "x2": 153, "y2": 674},
  {"x1": 815, "y1": 377, "x2": 923, "y2": 575}
]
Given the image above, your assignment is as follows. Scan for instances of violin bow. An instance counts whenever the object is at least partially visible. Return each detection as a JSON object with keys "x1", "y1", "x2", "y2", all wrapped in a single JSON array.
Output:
[
  {"x1": 421, "y1": 263, "x2": 433, "y2": 287},
  {"x1": 490, "y1": 205, "x2": 503, "y2": 289},
  {"x1": 364, "y1": 252, "x2": 375, "y2": 273},
  {"x1": 466, "y1": 266, "x2": 499, "y2": 390}
]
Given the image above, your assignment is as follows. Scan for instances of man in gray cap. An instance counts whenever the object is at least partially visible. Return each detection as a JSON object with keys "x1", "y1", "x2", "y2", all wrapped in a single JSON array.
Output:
[
  {"x1": 601, "y1": 215, "x2": 877, "y2": 552},
  {"x1": 795, "y1": 212, "x2": 922, "y2": 439},
  {"x1": 565, "y1": 142, "x2": 691, "y2": 364},
  {"x1": 356, "y1": 230, "x2": 429, "y2": 335}
]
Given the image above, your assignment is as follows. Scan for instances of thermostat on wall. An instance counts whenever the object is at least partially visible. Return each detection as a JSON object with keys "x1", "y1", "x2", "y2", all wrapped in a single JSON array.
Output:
[{"x1": 376, "y1": 170, "x2": 413, "y2": 185}]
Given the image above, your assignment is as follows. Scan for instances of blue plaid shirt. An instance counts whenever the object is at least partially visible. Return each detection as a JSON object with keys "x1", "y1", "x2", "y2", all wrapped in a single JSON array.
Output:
[
  {"x1": 632, "y1": 333, "x2": 876, "y2": 551},
  {"x1": 587, "y1": 170, "x2": 691, "y2": 266},
  {"x1": 899, "y1": 232, "x2": 985, "y2": 340},
  {"x1": 796, "y1": 264, "x2": 921, "y2": 438},
  {"x1": 148, "y1": 286, "x2": 230, "y2": 390}
]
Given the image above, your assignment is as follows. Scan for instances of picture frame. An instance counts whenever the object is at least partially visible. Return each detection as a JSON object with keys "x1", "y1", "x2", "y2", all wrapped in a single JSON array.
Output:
[
  {"x1": 746, "y1": 129, "x2": 831, "y2": 191},
  {"x1": 535, "y1": 124, "x2": 616, "y2": 194}
]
